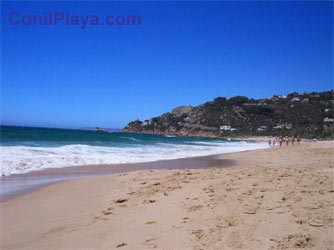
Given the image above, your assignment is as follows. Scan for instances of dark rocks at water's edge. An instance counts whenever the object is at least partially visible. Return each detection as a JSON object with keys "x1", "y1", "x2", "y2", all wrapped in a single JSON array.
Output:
[
  {"x1": 122, "y1": 90, "x2": 334, "y2": 139},
  {"x1": 82, "y1": 127, "x2": 121, "y2": 132},
  {"x1": 92, "y1": 127, "x2": 110, "y2": 133}
]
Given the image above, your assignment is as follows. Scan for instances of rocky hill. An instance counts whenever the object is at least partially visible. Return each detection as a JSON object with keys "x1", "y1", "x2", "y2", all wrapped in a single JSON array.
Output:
[{"x1": 123, "y1": 90, "x2": 334, "y2": 138}]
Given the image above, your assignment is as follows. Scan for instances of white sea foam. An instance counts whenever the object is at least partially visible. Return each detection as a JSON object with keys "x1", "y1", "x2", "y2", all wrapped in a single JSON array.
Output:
[{"x1": 0, "y1": 141, "x2": 268, "y2": 176}]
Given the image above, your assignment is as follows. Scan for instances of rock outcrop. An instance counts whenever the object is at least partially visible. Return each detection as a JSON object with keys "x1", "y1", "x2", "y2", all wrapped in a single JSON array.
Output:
[{"x1": 171, "y1": 106, "x2": 193, "y2": 117}]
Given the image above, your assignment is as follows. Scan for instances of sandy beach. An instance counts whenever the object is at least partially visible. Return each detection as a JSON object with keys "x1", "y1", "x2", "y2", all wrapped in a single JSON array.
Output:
[{"x1": 1, "y1": 141, "x2": 333, "y2": 250}]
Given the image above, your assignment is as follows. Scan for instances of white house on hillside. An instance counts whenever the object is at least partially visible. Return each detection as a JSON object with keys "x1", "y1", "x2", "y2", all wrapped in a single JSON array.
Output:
[
  {"x1": 324, "y1": 117, "x2": 334, "y2": 123},
  {"x1": 142, "y1": 119, "x2": 152, "y2": 126},
  {"x1": 220, "y1": 125, "x2": 231, "y2": 131},
  {"x1": 257, "y1": 126, "x2": 267, "y2": 132},
  {"x1": 220, "y1": 125, "x2": 238, "y2": 132},
  {"x1": 291, "y1": 97, "x2": 300, "y2": 102}
]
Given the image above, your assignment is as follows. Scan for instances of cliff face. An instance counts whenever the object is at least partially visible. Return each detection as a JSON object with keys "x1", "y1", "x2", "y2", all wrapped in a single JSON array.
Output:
[{"x1": 123, "y1": 90, "x2": 334, "y2": 138}]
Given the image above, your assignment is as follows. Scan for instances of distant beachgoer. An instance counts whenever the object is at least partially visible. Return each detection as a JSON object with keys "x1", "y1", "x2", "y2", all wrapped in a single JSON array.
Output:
[
  {"x1": 291, "y1": 136, "x2": 295, "y2": 146},
  {"x1": 273, "y1": 140, "x2": 276, "y2": 146},
  {"x1": 279, "y1": 136, "x2": 283, "y2": 147},
  {"x1": 297, "y1": 135, "x2": 301, "y2": 145},
  {"x1": 269, "y1": 139, "x2": 272, "y2": 146},
  {"x1": 285, "y1": 136, "x2": 289, "y2": 146}
]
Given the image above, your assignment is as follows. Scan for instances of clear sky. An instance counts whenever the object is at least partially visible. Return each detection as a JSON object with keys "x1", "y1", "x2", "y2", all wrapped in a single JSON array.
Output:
[{"x1": 1, "y1": 1, "x2": 333, "y2": 129}]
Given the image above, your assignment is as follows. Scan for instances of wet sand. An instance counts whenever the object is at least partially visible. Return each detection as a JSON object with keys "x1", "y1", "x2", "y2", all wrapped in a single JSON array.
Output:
[
  {"x1": 1, "y1": 141, "x2": 333, "y2": 250},
  {"x1": 1, "y1": 154, "x2": 235, "y2": 201}
]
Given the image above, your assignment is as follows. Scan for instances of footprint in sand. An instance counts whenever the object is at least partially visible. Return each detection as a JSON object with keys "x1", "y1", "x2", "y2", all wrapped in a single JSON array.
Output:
[
  {"x1": 143, "y1": 199, "x2": 156, "y2": 204},
  {"x1": 203, "y1": 186, "x2": 215, "y2": 194},
  {"x1": 182, "y1": 217, "x2": 190, "y2": 224},
  {"x1": 114, "y1": 198, "x2": 128, "y2": 204},
  {"x1": 145, "y1": 221, "x2": 157, "y2": 225},
  {"x1": 116, "y1": 243, "x2": 127, "y2": 248},
  {"x1": 216, "y1": 215, "x2": 240, "y2": 228},
  {"x1": 87, "y1": 207, "x2": 114, "y2": 226},
  {"x1": 187, "y1": 205, "x2": 203, "y2": 212},
  {"x1": 243, "y1": 205, "x2": 257, "y2": 214},
  {"x1": 87, "y1": 215, "x2": 109, "y2": 227},
  {"x1": 144, "y1": 237, "x2": 158, "y2": 249},
  {"x1": 192, "y1": 229, "x2": 205, "y2": 240},
  {"x1": 276, "y1": 234, "x2": 315, "y2": 249},
  {"x1": 308, "y1": 218, "x2": 325, "y2": 227},
  {"x1": 102, "y1": 209, "x2": 113, "y2": 216},
  {"x1": 114, "y1": 198, "x2": 128, "y2": 208}
]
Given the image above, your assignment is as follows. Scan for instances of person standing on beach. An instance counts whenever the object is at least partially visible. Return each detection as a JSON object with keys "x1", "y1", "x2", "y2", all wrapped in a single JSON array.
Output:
[
  {"x1": 291, "y1": 136, "x2": 295, "y2": 146},
  {"x1": 279, "y1": 136, "x2": 283, "y2": 147},
  {"x1": 269, "y1": 139, "x2": 272, "y2": 146},
  {"x1": 285, "y1": 136, "x2": 289, "y2": 146},
  {"x1": 297, "y1": 135, "x2": 301, "y2": 145}
]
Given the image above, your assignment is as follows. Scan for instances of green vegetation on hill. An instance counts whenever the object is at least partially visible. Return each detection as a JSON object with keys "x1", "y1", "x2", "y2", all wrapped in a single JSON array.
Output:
[{"x1": 123, "y1": 90, "x2": 334, "y2": 139}]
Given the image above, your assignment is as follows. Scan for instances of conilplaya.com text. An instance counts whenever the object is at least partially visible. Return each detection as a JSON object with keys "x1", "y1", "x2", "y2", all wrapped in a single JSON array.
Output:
[{"x1": 8, "y1": 11, "x2": 141, "y2": 29}]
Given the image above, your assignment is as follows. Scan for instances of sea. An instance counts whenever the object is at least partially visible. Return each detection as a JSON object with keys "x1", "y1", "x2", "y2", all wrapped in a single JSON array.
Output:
[{"x1": 0, "y1": 125, "x2": 269, "y2": 176}]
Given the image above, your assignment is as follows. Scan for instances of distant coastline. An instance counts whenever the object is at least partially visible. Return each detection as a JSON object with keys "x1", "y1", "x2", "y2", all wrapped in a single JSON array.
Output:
[{"x1": 1, "y1": 125, "x2": 121, "y2": 133}]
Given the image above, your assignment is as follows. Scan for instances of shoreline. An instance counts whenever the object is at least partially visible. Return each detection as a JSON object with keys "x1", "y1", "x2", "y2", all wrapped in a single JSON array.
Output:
[
  {"x1": 0, "y1": 134, "x2": 268, "y2": 177},
  {"x1": 0, "y1": 137, "x2": 271, "y2": 201},
  {"x1": 0, "y1": 138, "x2": 328, "y2": 201},
  {"x1": 1, "y1": 151, "x2": 238, "y2": 201}
]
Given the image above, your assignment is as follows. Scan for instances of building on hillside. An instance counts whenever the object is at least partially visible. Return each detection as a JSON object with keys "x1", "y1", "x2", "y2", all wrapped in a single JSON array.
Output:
[
  {"x1": 291, "y1": 97, "x2": 300, "y2": 102},
  {"x1": 220, "y1": 125, "x2": 231, "y2": 131},
  {"x1": 273, "y1": 123, "x2": 293, "y2": 130},
  {"x1": 324, "y1": 117, "x2": 334, "y2": 123},
  {"x1": 257, "y1": 126, "x2": 267, "y2": 132},
  {"x1": 220, "y1": 125, "x2": 238, "y2": 132},
  {"x1": 142, "y1": 119, "x2": 152, "y2": 126}
]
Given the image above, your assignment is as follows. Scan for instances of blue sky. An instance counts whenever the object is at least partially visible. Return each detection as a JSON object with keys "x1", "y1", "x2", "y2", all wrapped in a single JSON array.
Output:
[{"x1": 1, "y1": 1, "x2": 333, "y2": 129}]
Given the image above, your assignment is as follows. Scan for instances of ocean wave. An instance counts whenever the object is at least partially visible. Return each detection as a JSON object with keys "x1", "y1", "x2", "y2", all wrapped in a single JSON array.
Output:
[
  {"x1": 119, "y1": 136, "x2": 142, "y2": 142},
  {"x1": 0, "y1": 141, "x2": 268, "y2": 176}
]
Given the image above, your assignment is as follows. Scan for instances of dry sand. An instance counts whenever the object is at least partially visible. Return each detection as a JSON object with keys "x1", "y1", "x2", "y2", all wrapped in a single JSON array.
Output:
[{"x1": 1, "y1": 141, "x2": 333, "y2": 250}]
